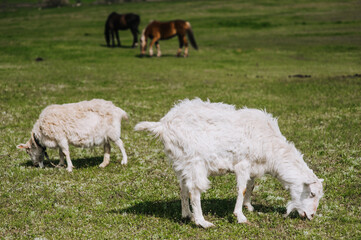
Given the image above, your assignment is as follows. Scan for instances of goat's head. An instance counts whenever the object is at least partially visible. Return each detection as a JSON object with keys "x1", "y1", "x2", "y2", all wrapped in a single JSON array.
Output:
[
  {"x1": 17, "y1": 133, "x2": 45, "y2": 168},
  {"x1": 285, "y1": 178, "x2": 324, "y2": 220}
]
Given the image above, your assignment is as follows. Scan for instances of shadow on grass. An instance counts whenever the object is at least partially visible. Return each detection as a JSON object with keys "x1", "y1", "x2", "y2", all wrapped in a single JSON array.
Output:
[
  {"x1": 110, "y1": 198, "x2": 287, "y2": 224},
  {"x1": 22, "y1": 156, "x2": 104, "y2": 169},
  {"x1": 135, "y1": 53, "x2": 184, "y2": 58},
  {"x1": 99, "y1": 44, "x2": 136, "y2": 49}
]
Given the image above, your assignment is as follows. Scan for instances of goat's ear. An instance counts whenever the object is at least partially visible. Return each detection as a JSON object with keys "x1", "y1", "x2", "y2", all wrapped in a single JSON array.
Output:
[
  {"x1": 17, "y1": 143, "x2": 29, "y2": 149},
  {"x1": 304, "y1": 181, "x2": 317, "y2": 186}
]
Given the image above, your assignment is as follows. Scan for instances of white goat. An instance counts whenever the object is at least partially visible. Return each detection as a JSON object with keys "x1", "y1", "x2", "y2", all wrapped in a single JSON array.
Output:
[
  {"x1": 135, "y1": 98, "x2": 324, "y2": 228},
  {"x1": 17, "y1": 99, "x2": 128, "y2": 172}
]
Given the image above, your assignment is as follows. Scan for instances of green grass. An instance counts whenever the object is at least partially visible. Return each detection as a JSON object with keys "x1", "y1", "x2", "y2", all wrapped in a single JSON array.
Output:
[{"x1": 1, "y1": 0, "x2": 360, "y2": 239}]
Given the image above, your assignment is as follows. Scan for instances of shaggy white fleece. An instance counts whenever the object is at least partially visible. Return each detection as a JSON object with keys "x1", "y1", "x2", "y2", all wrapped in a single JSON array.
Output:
[{"x1": 135, "y1": 98, "x2": 323, "y2": 228}]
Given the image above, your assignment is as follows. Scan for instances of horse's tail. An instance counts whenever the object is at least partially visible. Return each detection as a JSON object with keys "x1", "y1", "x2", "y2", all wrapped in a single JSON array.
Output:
[{"x1": 186, "y1": 22, "x2": 198, "y2": 50}]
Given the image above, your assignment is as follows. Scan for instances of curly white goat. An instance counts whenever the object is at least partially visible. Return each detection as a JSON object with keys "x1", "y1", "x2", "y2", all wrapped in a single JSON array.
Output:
[
  {"x1": 17, "y1": 99, "x2": 128, "y2": 172},
  {"x1": 135, "y1": 98, "x2": 323, "y2": 228}
]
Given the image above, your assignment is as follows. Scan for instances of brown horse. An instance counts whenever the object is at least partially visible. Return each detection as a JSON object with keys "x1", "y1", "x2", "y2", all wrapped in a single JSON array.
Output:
[
  {"x1": 105, "y1": 12, "x2": 140, "y2": 48},
  {"x1": 140, "y1": 20, "x2": 198, "y2": 57}
]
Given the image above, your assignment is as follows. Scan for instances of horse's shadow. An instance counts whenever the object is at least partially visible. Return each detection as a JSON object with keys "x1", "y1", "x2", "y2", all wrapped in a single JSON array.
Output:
[
  {"x1": 110, "y1": 198, "x2": 287, "y2": 224},
  {"x1": 135, "y1": 54, "x2": 186, "y2": 58},
  {"x1": 100, "y1": 44, "x2": 135, "y2": 49},
  {"x1": 22, "y1": 156, "x2": 104, "y2": 169}
]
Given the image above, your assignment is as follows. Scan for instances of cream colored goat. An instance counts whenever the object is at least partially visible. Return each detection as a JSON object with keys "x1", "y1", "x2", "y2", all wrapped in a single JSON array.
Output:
[{"x1": 17, "y1": 99, "x2": 128, "y2": 172}]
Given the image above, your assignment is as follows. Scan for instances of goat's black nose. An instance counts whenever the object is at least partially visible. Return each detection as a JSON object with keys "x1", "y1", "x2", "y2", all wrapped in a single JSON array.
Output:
[{"x1": 311, "y1": 214, "x2": 314, "y2": 218}]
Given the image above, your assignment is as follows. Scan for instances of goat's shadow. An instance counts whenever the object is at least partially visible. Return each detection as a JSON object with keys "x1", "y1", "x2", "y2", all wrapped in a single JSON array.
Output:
[
  {"x1": 110, "y1": 198, "x2": 287, "y2": 225},
  {"x1": 22, "y1": 156, "x2": 104, "y2": 169}
]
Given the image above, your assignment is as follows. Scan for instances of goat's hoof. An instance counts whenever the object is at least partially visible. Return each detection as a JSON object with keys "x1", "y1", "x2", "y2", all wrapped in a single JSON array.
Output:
[
  {"x1": 99, "y1": 163, "x2": 109, "y2": 168},
  {"x1": 244, "y1": 204, "x2": 254, "y2": 212},
  {"x1": 237, "y1": 216, "x2": 248, "y2": 224},
  {"x1": 181, "y1": 213, "x2": 192, "y2": 220},
  {"x1": 195, "y1": 220, "x2": 215, "y2": 228},
  {"x1": 234, "y1": 212, "x2": 248, "y2": 223},
  {"x1": 66, "y1": 167, "x2": 73, "y2": 172},
  {"x1": 121, "y1": 160, "x2": 127, "y2": 165}
]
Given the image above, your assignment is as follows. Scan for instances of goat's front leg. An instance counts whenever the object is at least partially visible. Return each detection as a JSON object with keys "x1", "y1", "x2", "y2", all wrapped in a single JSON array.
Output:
[
  {"x1": 179, "y1": 179, "x2": 192, "y2": 219},
  {"x1": 189, "y1": 188, "x2": 214, "y2": 228},
  {"x1": 233, "y1": 161, "x2": 251, "y2": 223},
  {"x1": 114, "y1": 138, "x2": 127, "y2": 165},
  {"x1": 59, "y1": 145, "x2": 73, "y2": 172},
  {"x1": 99, "y1": 142, "x2": 111, "y2": 168},
  {"x1": 243, "y1": 177, "x2": 255, "y2": 211}
]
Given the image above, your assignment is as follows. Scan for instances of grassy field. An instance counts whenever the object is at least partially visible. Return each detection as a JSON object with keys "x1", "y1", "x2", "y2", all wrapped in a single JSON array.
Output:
[{"x1": 1, "y1": 0, "x2": 360, "y2": 239}]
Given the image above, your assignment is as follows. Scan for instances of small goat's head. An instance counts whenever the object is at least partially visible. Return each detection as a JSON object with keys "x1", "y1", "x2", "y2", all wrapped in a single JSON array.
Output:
[
  {"x1": 286, "y1": 178, "x2": 324, "y2": 220},
  {"x1": 17, "y1": 133, "x2": 45, "y2": 168}
]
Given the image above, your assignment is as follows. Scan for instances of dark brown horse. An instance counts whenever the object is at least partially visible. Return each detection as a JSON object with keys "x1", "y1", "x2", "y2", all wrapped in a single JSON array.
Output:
[
  {"x1": 104, "y1": 12, "x2": 140, "y2": 48},
  {"x1": 140, "y1": 20, "x2": 198, "y2": 57}
]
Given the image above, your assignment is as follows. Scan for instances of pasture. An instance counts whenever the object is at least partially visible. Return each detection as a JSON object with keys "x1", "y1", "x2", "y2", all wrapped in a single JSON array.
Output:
[{"x1": 0, "y1": 0, "x2": 360, "y2": 238}]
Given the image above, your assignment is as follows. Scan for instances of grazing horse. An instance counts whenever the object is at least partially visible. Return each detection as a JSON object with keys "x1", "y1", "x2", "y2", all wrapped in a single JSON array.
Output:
[
  {"x1": 104, "y1": 12, "x2": 140, "y2": 48},
  {"x1": 140, "y1": 20, "x2": 198, "y2": 57}
]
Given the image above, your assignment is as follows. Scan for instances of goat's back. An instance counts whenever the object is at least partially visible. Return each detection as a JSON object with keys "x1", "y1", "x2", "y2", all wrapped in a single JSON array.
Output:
[
  {"x1": 138, "y1": 99, "x2": 286, "y2": 163},
  {"x1": 36, "y1": 99, "x2": 126, "y2": 146}
]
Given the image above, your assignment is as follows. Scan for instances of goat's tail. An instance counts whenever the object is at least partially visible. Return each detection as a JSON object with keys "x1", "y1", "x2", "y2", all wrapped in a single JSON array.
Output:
[
  {"x1": 134, "y1": 121, "x2": 163, "y2": 137},
  {"x1": 118, "y1": 108, "x2": 129, "y2": 121},
  {"x1": 186, "y1": 22, "x2": 198, "y2": 50}
]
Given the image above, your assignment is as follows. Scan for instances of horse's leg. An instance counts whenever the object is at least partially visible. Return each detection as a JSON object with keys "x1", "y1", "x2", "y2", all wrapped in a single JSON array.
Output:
[
  {"x1": 131, "y1": 27, "x2": 138, "y2": 48},
  {"x1": 111, "y1": 30, "x2": 115, "y2": 47},
  {"x1": 177, "y1": 35, "x2": 184, "y2": 57},
  {"x1": 115, "y1": 30, "x2": 121, "y2": 47},
  {"x1": 156, "y1": 41, "x2": 162, "y2": 57},
  {"x1": 149, "y1": 37, "x2": 159, "y2": 57},
  {"x1": 183, "y1": 35, "x2": 189, "y2": 57}
]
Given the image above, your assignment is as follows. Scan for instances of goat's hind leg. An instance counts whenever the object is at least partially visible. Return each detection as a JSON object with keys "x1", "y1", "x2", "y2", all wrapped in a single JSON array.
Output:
[
  {"x1": 233, "y1": 161, "x2": 251, "y2": 223},
  {"x1": 100, "y1": 142, "x2": 111, "y2": 168},
  {"x1": 56, "y1": 148, "x2": 66, "y2": 168},
  {"x1": 114, "y1": 138, "x2": 127, "y2": 165},
  {"x1": 179, "y1": 179, "x2": 192, "y2": 220}
]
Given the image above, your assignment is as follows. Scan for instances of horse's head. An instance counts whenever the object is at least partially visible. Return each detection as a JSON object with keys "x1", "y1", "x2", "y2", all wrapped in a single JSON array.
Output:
[{"x1": 140, "y1": 29, "x2": 147, "y2": 55}]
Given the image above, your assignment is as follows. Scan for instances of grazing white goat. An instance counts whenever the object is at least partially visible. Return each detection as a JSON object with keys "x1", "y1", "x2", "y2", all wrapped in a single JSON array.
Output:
[
  {"x1": 17, "y1": 99, "x2": 128, "y2": 172},
  {"x1": 135, "y1": 98, "x2": 324, "y2": 228}
]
